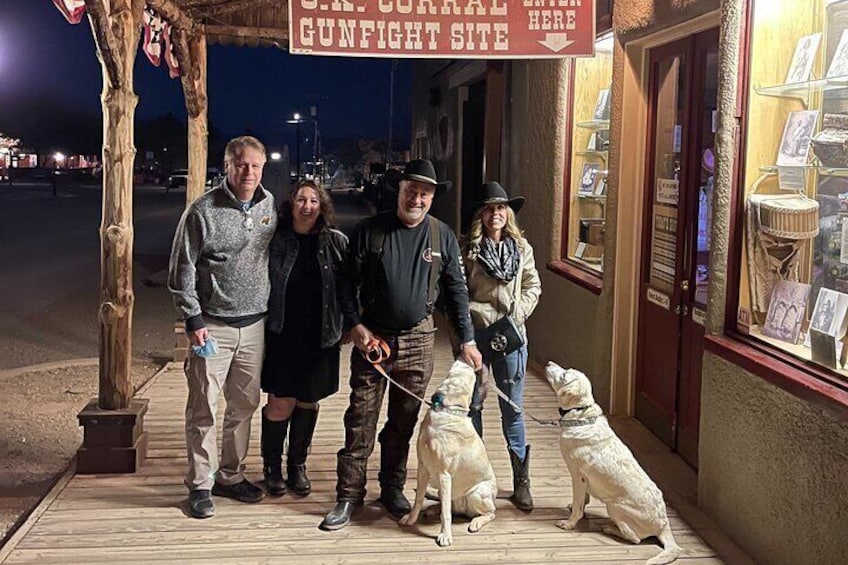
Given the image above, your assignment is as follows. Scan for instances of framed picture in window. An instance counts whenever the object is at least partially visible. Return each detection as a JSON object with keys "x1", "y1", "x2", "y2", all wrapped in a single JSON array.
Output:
[
  {"x1": 593, "y1": 88, "x2": 611, "y2": 121},
  {"x1": 594, "y1": 175, "x2": 608, "y2": 196},
  {"x1": 785, "y1": 33, "x2": 821, "y2": 84},
  {"x1": 777, "y1": 110, "x2": 819, "y2": 167},
  {"x1": 761, "y1": 280, "x2": 811, "y2": 344},
  {"x1": 578, "y1": 163, "x2": 600, "y2": 194},
  {"x1": 810, "y1": 287, "x2": 848, "y2": 337},
  {"x1": 826, "y1": 29, "x2": 848, "y2": 79},
  {"x1": 574, "y1": 242, "x2": 587, "y2": 259}
]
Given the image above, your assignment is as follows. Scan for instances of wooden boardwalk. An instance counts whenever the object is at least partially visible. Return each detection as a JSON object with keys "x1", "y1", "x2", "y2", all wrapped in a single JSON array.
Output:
[{"x1": 1, "y1": 338, "x2": 724, "y2": 564}]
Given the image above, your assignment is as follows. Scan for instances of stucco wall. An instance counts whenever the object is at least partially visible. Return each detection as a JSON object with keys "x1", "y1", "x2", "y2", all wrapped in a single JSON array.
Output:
[
  {"x1": 616, "y1": 0, "x2": 720, "y2": 39},
  {"x1": 507, "y1": 61, "x2": 612, "y2": 405},
  {"x1": 699, "y1": 353, "x2": 848, "y2": 565}
]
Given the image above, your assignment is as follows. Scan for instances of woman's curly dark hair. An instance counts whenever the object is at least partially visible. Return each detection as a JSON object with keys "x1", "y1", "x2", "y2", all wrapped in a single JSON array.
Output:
[{"x1": 279, "y1": 179, "x2": 336, "y2": 233}]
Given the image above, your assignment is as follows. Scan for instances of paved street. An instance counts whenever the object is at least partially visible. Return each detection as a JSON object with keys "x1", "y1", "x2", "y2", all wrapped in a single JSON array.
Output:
[{"x1": 0, "y1": 181, "x2": 374, "y2": 370}]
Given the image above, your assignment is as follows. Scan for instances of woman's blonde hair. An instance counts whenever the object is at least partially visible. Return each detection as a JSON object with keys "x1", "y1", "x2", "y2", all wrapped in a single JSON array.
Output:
[{"x1": 468, "y1": 203, "x2": 523, "y2": 248}]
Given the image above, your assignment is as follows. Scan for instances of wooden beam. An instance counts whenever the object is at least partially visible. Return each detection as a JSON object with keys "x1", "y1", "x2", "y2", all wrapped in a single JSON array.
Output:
[
  {"x1": 187, "y1": 0, "x2": 270, "y2": 17},
  {"x1": 204, "y1": 24, "x2": 288, "y2": 43},
  {"x1": 172, "y1": 28, "x2": 209, "y2": 205},
  {"x1": 145, "y1": 0, "x2": 195, "y2": 30},
  {"x1": 84, "y1": 0, "x2": 120, "y2": 88},
  {"x1": 86, "y1": 0, "x2": 141, "y2": 410}
]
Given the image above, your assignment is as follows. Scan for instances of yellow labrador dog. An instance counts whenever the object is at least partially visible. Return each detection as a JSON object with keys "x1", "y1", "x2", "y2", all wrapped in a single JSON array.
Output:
[
  {"x1": 399, "y1": 360, "x2": 498, "y2": 547},
  {"x1": 545, "y1": 362, "x2": 681, "y2": 565}
]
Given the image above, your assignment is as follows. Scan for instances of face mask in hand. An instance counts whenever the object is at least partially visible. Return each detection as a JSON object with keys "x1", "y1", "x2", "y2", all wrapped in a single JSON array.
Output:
[{"x1": 192, "y1": 336, "x2": 219, "y2": 358}]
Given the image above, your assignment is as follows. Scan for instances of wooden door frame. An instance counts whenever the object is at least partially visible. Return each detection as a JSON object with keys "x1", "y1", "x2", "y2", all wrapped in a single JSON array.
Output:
[
  {"x1": 676, "y1": 27, "x2": 720, "y2": 468},
  {"x1": 634, "y1": 35, "x2": 696, "y2": 447},
  {"x1": 610, "y1": 11, "x2": 721, "y2": 416}
]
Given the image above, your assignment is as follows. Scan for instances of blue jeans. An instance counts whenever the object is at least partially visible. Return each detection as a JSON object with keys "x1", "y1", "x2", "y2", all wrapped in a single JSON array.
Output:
[{"x1": 470, "y1": 343, "x2": 528, "y2": 460}]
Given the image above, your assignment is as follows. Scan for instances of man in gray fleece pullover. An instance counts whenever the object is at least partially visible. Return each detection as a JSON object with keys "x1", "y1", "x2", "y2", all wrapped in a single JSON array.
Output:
[{"x1": 168, "y1": 136, "x2": 277, "y2": 519}]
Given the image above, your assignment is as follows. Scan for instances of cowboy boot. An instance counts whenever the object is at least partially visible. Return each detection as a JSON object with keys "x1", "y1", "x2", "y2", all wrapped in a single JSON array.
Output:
[
  {"x1": 509, "y1": 445, "x2": 534, "y2": 511},
  {"x1": 261, "y1": 408, "x2": 288, "y2": 496},
  {"x1": 287, "y1": 405, "x2": 318, "y2": 496}
]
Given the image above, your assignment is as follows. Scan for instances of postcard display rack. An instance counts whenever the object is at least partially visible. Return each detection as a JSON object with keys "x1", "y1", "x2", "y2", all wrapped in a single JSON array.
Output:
[
  {"x1": 742, "y1": 0, "x2": 848, "y2": 371},
  {"x1": 567, "y1": 35, "x2": 614, "y2": 273}
]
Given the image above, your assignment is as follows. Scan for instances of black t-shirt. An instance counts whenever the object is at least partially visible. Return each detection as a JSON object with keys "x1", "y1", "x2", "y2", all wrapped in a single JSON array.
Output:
[{"x1": 340, "y1": 212, "x2": 474, "y2": 341}]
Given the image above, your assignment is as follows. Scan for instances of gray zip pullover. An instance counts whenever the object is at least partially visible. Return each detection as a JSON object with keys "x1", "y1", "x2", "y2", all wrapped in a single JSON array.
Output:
[{"x1": 168, "y1": 181, "x2": 277, "y2": 331}]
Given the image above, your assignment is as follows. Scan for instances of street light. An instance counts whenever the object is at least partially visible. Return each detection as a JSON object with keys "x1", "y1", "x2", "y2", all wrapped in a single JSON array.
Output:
[
  {"x1": 310, "y1": 105, "x2": 319, "y2": 180},
  {"x1": 287, "y1": 112, "x2": 304, "y2": 180}
]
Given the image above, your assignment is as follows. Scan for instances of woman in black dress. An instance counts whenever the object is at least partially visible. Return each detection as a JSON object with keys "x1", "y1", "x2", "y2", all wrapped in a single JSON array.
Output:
[{"x1": 261, "y1": 179, "x2": 348, "y2": 496}]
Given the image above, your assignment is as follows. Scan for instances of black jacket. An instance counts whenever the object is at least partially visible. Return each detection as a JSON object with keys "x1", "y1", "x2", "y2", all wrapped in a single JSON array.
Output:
[
  {"x1": 339, "y1": 212, "x2": 475, "y2": 342},
  {"x1": 266, "y1": 225, "x2": 348, "y2": 347}
]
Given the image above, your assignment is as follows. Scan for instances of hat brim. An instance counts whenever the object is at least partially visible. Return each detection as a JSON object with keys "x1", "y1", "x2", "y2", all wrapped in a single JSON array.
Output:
[
  {"x1": 476, "y1": 196, "x2": 525, "y2": 213},
  {"x1": 401, "y1": 173, "x2": 452, "y2": 196}
]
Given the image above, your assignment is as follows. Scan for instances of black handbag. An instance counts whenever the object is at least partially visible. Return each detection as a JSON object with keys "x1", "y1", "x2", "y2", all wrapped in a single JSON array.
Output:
[
  {"x1": 475, "y1": 272, "x2": 526, "y2": 362},
  {"x1": 475, "y1": 314, "x2": 525, "y2": 361}
]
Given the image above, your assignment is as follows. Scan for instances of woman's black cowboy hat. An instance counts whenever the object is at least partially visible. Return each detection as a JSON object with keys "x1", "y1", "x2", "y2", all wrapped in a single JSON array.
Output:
[
  {"x1": 474, "y1": 181, "x2": 525, "y2": 213},
  {"x1": 400, "y1": 159, "x2": 452, "y2": 196}
]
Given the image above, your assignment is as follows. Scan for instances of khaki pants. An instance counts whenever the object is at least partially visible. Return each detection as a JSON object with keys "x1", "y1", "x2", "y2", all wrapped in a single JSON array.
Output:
[{"x1": 184, "y1": 318, "x2": 265, "y2": 491}]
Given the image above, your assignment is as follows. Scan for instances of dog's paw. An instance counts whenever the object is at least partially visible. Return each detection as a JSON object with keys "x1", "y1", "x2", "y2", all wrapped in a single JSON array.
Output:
[
  {"x1": 556, "y1": 519, "x2": 577, "y2": 531},
  {"x1": 436, "y1": 532, "x2": 453, "y2": 547},
  {"x1": 421, "y1": 504, "x2": 441, "y2": 522},
  {"x1": 468, "y1": 515, "x2": 492, "y2": 533},
  {"x1": 398, "y1": 513, "x2": 417, "y2": 526}
]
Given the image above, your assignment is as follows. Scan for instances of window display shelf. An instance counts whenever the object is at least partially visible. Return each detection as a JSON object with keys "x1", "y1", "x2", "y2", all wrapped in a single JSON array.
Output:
[
  {"x1": 756, "y1": 75, "x2": 848, "y2": 102},
  {"x1": 576, "y1": 150, "x2": 608, "y2": 159},
  {"x1": 759, "y1": 164, "x2": 848, "y2": 177},
  {"x1": 577, "y1": 193, "x2": 607, "y2": 200},
  {"x1": 576, "y1": 119, "x2": 610, "y2": 130}
]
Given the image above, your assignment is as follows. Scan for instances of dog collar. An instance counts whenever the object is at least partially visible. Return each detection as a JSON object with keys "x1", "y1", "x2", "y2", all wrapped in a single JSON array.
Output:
[
  {"x1": 430, "y1": 392, "x2": 470, "y2": 417},
  {"x1": 558, "y1": 416, "x2": 598, "y2": 427},
  {"x1": 559, "y1": 406, "x2": 590, "y2": 416},
  {"x1": 430, "y1": 404, "x2": 471, "y2": 417}
]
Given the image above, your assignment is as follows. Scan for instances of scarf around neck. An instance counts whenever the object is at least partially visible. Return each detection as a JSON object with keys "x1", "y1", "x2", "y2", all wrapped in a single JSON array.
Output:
[{"x1": 477, "y1": 235, "x2": 520, "y2": 282}]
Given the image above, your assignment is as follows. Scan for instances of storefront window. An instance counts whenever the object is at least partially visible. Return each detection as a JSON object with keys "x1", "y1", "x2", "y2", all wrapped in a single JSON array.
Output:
[
  {"x1": 739, "y1": 0, "x2": 848, "y2": 377},
  {"x1": 562, "y1": 32, "x2": 614, "y2": 275}
]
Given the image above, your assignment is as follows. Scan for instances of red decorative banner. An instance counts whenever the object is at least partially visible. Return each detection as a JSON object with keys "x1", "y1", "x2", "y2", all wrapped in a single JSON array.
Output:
[
  {"x1": 288, "y1": 0, "x2": 595, "y2": 58},
  {"x1": 143, "y1": 7, "x2": 166, "y2": 66},
  {"x1": 52, "y1": 0, "x2": 86, "y2": 25}
]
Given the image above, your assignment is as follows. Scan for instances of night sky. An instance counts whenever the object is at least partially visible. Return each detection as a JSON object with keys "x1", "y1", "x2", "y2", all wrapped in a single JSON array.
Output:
[{"x1": 0, "y1": 2, "x2": 412, "y2": 155}]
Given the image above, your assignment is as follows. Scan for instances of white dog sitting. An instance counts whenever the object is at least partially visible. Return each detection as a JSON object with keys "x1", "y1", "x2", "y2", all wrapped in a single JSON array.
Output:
[
  {"x1": 545, "y1": 362, "x2": 681, "y2": 565},
  {"x1": 399, "y1": 360, "x2": 498, "y2": 547}
]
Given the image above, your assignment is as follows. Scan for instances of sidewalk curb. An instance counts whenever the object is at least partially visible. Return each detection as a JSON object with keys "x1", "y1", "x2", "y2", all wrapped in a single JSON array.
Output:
[{"x1": 0, "y1": 358, "x2": 99, "y2": 380}]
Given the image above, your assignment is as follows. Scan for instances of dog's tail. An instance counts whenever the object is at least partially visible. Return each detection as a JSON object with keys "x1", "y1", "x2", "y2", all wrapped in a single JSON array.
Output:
[{"x1": 646, "y1": 523, "x2": 680, "y2": 565}]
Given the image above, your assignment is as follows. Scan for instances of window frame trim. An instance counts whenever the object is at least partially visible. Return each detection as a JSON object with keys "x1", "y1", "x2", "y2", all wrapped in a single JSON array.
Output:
[
  {"x1": 551, "y1": 31, "x2": 610, "y2": 291},
  {"x1": 713, "y1": 0, "x2": 848, "y2": 413}
]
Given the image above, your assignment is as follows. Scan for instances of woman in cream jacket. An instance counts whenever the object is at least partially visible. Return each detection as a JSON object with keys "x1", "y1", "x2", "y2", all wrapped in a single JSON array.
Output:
[{"x1": 463, "y1": 181, "x2": 541, "y2": 511}]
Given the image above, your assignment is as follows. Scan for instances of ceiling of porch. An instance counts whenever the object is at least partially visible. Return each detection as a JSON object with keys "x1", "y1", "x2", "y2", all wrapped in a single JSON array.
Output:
[{"x1": 177, "y1": 0, "x2": 289, "y2": 48}]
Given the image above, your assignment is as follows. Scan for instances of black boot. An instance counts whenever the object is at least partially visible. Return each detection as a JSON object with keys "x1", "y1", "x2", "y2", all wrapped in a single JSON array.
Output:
[
  {"x1": 287, "y1": 405, "x2": 318, "y2": 496},
  {"x1": 508, "y1": 445, "x2": 534, "y2": 512},
  {"x1": 261, "y1": 409, "x2": 288, "y2": 496}
]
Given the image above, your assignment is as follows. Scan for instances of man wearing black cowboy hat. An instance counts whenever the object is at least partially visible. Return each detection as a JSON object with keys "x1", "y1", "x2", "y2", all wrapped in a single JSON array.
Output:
[{"x1": 321, "y1": 159, "x2": 482, "y2": 531}]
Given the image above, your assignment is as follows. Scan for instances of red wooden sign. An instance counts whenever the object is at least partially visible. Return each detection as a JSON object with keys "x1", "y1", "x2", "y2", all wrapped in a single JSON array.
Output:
[{"x1": 288, "y1": 1, "x2": 596, "y2": 59}]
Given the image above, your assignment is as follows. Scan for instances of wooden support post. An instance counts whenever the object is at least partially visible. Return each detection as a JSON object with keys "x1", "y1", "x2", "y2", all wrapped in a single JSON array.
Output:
[
  {"x1": 78, "y1": 0, "x2": 148, "y2": 473},
  {"x1": 173, "y1": 28, "x2": 209, "y2": 205},
  {"x1": 172, "y1": 27, "x2": 209, "y2": 360}
]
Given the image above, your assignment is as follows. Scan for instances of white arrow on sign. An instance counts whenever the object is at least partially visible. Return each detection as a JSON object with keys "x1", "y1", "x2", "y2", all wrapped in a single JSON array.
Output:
[{"x1": 538, "y1": 33, "x2": 574, "y2": 53}]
